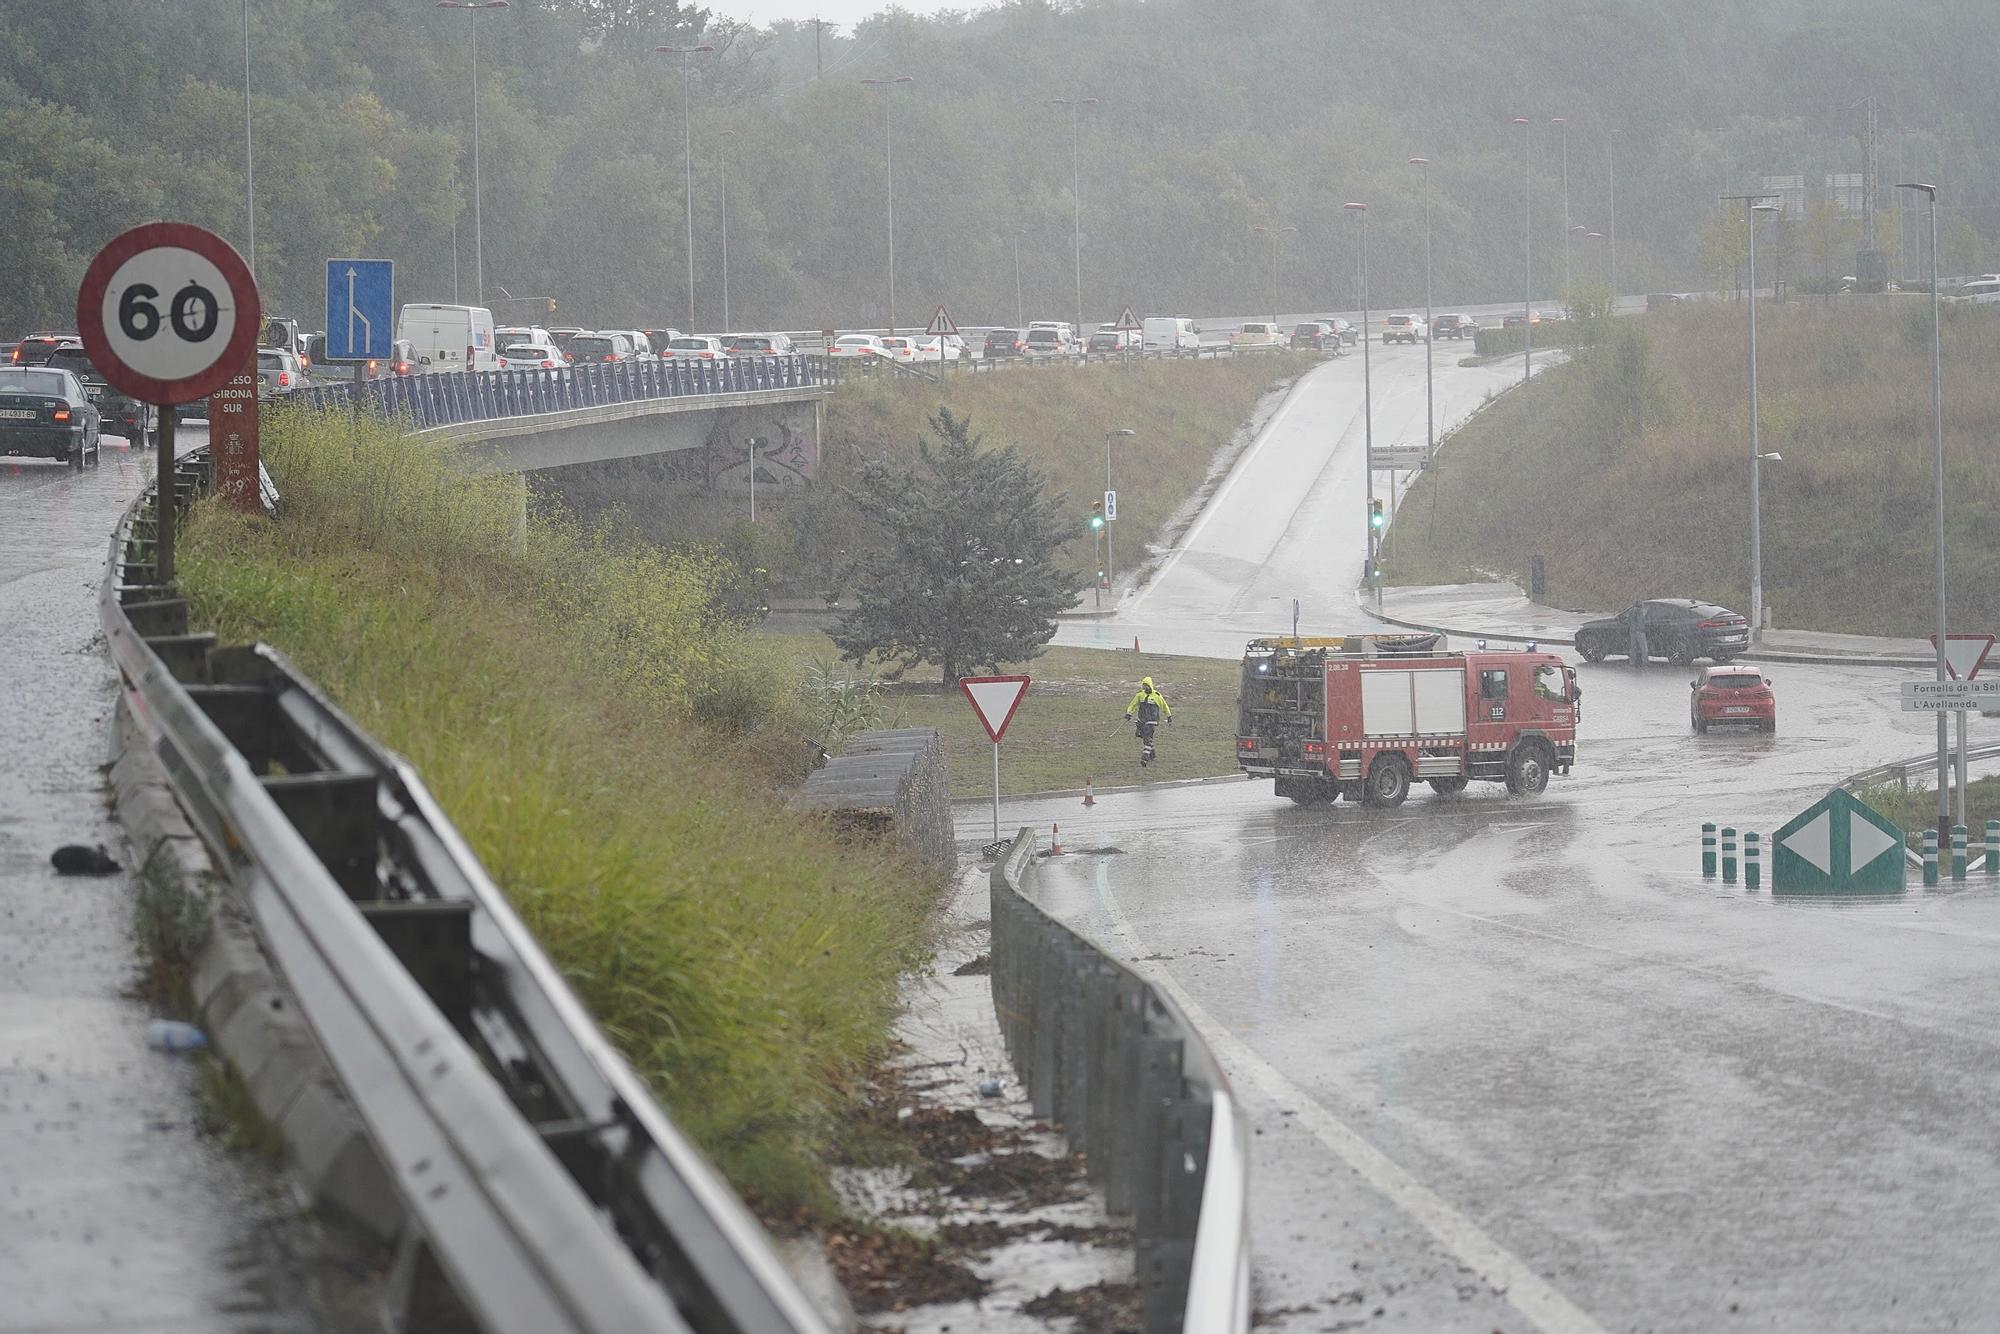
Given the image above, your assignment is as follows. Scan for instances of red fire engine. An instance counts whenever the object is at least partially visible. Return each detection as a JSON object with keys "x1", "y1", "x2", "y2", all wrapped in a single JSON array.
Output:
[{"x1": 1235, "y1": 634, "x2": 1579, "y2": 806}]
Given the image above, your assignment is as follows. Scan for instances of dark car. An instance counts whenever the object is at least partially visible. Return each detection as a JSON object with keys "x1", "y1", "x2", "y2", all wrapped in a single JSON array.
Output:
[
  {"x1": 1575, "y1": 599, "x2": 1751, "y2": 665},
  {"x1": 984, "y1": 328, "x2": 1025, "y2": 358},
  {"x1": 1318, "y1": 317, "x2": 1358, "y2": 346},
  {"x1": 1432, "y1": 314, "x2": 1477, "y2": 340},
  {"x1": 11, "y1": 333, "x2": 79, "y2": 366},
  {"x1": 1690, "y1": 664, "x2": 1776, "y2": 734},
  {"x1": 0, "y1": 366, "x2": 101, "y2": 467},
  {"x1": 43, "y1": 344, "x2": 154, "y2": 445},
  {"x1": 1289, "y1": 321, "x2": 1334, "y2": 350}
]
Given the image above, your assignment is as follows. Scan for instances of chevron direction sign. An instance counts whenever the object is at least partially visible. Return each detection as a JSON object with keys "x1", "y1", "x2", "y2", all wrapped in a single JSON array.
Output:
[{"x1": 1771, "y1": 789, "x2": 1905, "y2": 892}]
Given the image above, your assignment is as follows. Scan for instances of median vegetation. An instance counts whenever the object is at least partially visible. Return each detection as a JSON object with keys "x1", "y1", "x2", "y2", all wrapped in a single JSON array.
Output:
[
  {"x1": 178, "y1": 410, "x2": 936, "y2": 1211},
  {"x1": 1380, "y1": 302, "x2": 2000, "y2": 636}
]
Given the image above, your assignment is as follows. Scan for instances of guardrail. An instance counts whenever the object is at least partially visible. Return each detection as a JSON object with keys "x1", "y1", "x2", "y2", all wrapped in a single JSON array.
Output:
[
  {"x1": 291, "y1": 353, "x2": 818, "y2": 431},
  {"x1": 989, "y1": 830, "x2": 1250, "y2": 1333},
  {"x1": 1841, "y1": 740, "x2": 2000, "y2": 794},
  {"x1": 104, "y1": 449, "x2": 829, "y2": 1333},
  {"x1": 805, "y1": 342, "x2": 1265, "y2": 386}
]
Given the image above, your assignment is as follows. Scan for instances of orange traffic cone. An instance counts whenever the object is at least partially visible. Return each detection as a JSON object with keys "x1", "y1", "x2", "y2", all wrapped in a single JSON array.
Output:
[
  {"x1": 1133, "y1": 636, "x2": 1141, "y2": 653},
  {"x1": 1082, "y1": 778, "x2": 1096, "y2": 807},
  {"x1": 1050, "y1": 823, "x2": 1064, "y2": 855}
]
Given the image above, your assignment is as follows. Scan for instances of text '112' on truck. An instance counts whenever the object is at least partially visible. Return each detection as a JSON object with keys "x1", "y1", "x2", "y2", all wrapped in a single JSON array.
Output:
[{"x1": 1236, "y1": 635, "x2": 1580, "y2": 807}]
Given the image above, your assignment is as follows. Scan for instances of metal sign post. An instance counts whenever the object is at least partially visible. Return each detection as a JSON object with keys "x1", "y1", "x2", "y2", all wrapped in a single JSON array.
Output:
[
  {"x1": 960, "y1": 675, "x2": 1031, "y2": 841},
  {"x1": 1934, "y1": 634, "x2": 1994, "y2": 832},
  {"x1": 926, "y1": 304, "x2": 958, "y2": 377}
]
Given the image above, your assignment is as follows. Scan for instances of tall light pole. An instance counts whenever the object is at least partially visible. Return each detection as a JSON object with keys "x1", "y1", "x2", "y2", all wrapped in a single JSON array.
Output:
[
  {"x1": 1411, "y1": 156, "x2": 1434, "y2": 464},
  {"x1": 1012, "y1": 232, "x2": 1025, "y2": 330},
  {"x1": 1899, "y1": 181, "x2": 1954, "y2": 846},
  {"x1": 1553, "y1": 117, "x2": 1571, "y2": 299},
  {"x1": 1606, "y1": 130, "x2": 1619, "y2": 301},
  {"x1": 440, "y1": 0, "x2": 509, "y2": 307},
  {"x1": 1513, "y1": 117, "x2": 1533, "y2": 384},
  {"x1": 717, "y1": 128, "x2": 734, "y2": 333},
  {"x1": 1722, "y1": 194, "x2": 1779, "y2": 642},
  {"x1": 1250, "y1": 223, "x2": 1296, "y2": 323},
  {"x1": 242, "y1": 0, "x2": 254, "y2": 278},
  {"x1": 655, "y1": 41, "x2": 716, "y2": 333},
  {"x1": 862, "y1": 75, "x2": 914, "y2": 333},
  {"x1": 1052, "y1": 97, "x2": 1098, "y2": 335},
  {"x1": 1582, "y1": 230, "x2": 1606, "y2": 287},
  {"x1": 1104, "y1": 427, "x2": 1135, "y2": 590},
  {"x1": 1344, "y1": 202, "x2": 1376, "y2": 592}
]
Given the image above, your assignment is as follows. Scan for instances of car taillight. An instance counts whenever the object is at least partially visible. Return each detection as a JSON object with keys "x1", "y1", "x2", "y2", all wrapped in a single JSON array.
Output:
[
  {"x1": 52, "y1": 407, "x2": 70, "y2": 422},
  {"x1": 278, "y1": 370, "x2": 290, "y2": 387},
  {"x1": 1237, "y1": 738, "x2": 1260, "y2": 751},
  {"x1": 602, "y1": 355, "x2": 614, "y2": 362},
  {"x1": 701, "y1": 351, "x2": 714, "y2": 358},
  {"x1": 1303, "y1": 740, "x2": 1326, "y2": 755},
  {"x1": 366, "y1": 359, "x2": 378, "y2": 374},
  {"x1": 466, "y1": 345, "x2": 475, "y2": 365},
  {"x1": 1698, "y1": 619, "x2": 1734, "y2": 629}
]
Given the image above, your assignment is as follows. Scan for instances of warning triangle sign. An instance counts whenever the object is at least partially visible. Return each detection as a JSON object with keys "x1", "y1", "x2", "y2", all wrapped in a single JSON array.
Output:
[
  {"x1": 925, "y1": 305, "x2": 959, "y2": 337},
  {"x1": 1932, "y1": 633, "x2": 1995, "y2": 681},
  {"x1": 959, "y1": 675, "x2": 1030, "y2": 742},
  {"x1": 1113, "y1": 304, "x2": 1143, "y2": 332}
]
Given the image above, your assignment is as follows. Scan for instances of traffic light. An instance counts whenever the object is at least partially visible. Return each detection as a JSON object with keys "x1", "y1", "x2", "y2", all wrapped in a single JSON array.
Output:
[
  {"x1": 1369, "y1": 498, "x2": 1386, "y2": 530},
  {"x1": 1089, "y1": 500, "x2": 1106, "y2": 532},
  {"x1": 547, "y1": 298, "x2": 558, "y2": 315}
]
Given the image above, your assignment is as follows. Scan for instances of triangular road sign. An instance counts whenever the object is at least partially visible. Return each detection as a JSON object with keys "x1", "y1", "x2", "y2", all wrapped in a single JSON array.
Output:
[
  {"x1": 960, "y1": 674, "x2": 1030, "y2": 742},
  {"x1": 1932, "y1": 633, "x2": 1995, "y2": 681},
  {"x1": 925, "y1": 305, "x2": 959, "y2": 338},
  {"x1": 1771, "y1": 789, "x2": 1905, "y2": 892},
  {"x1": 1113, "y1": 304, "x2": 1143, "y2": 332}
]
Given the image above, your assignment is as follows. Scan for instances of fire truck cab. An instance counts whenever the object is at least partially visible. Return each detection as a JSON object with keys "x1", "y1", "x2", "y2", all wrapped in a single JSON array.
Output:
[{"x1": 1236, "y1": 635, "x2": 1579, "y2": 806}]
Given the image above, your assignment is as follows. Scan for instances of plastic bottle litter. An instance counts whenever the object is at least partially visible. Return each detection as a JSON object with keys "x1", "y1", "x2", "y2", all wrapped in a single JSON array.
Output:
[
  {"x1": 978, "y1": 1079, "x2": 1003, "y2": 1099},
  {"x1": 145, "y1": 1020, "x2": 208, "y2": 1053}
]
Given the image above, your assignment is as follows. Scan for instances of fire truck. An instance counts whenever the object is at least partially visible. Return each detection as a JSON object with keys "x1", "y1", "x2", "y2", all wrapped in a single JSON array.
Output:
[{"x1": 1235, "y1": 634, "x2": 1579, "y2": 806}]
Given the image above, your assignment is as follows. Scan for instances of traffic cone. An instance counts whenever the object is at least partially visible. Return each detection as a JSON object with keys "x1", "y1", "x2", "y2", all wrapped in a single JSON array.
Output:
[
  {"x1": 1133, "y1": 636, "x2": 1141, "y2": 653},
  {"x1": 1050, "y1": 823, "x2": 1064, "y2": 855},
  {"x1": 1082, "y1": 778, "x2": 1096, "y2": 807}
]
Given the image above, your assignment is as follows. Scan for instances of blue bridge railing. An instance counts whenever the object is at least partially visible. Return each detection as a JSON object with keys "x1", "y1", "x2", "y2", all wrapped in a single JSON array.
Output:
[{"x1": 291, "y1": 354, "x2": 818, "y2": 432}]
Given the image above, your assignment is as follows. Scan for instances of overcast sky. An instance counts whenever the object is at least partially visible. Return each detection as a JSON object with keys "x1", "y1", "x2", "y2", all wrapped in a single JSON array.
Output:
[{"x1": 707, "y1": 0, "x2": 995, "y2": 27}]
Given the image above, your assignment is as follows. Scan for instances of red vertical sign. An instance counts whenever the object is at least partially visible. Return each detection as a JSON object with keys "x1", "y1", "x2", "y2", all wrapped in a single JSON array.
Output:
[{"x1": 207, "y1": 353, "x2": 261, "y2": 512}]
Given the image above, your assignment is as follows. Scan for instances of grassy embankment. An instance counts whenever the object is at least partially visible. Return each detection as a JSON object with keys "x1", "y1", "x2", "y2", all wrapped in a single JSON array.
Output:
[
  {"x1": 768, "y1": 633, "x2": 1244, "y2": 795},
  {"x1": 1861, "y1": 776, "x2": 2000, "y2": 850},
  {"x1": 177, "y1": 411, "x2": 935, "y2": 1211},
  {"x1": 1379, "y1": 303, "x2": 2000, "y2": 636}
]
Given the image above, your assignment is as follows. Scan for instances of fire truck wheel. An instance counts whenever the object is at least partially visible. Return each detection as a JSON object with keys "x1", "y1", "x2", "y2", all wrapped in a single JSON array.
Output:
[
  {"x1": 1364, "y1": 756, "x2": 1410, "y2": 808},
  {"x1": 1505, "y1": 742, "x2": 1551, "y2": 796},
  {"x1": 1428, "y1": 776, "x2": 1469, "y2": 797}
]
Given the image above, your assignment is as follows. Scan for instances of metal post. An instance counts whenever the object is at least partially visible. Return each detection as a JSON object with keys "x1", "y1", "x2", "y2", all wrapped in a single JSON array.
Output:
[
  {"x1": 1898, "y1": 183, "x2": 1950, "y2": 852},
  {"x1": 1104, "y1": 428, "x2": 1132, "y2": 589},
  {"x1": 1070, "y1": 101, "x2": 1083, "y2": 335},
  {"x1": 1345, "y1": 203, "x2": 1373, "y2": 590},
  {"x1": 991, "y1": 740, "x2": 1001, "y2": 843},
  {"x1": 242, "y1": 0, "x2": 254, "y2": 278},
  {"x1": 1554, "y1": 117, "x2": 1571, "y2": 297},
  {"x1": 1012, "y1": 234, "x2": 1024, "y2": 330},
  {"x1": 718, "y1": 130, "x2": 731, "y2": 333},
  {"x1": 1702, "y1": 822, "x2": 1717, "y2": 878},
  {"x1": 1744, "y1": 831, "x2": 1761, "y2": 890},
  {"x1": 1412, "y1": 157, "x2": 1434, "y2": 465},
  {"x1": 1607, "y1": 130, "x2": 1618, "y2": 300},
  {"x1": 1514, "y1": 118, "x2": 1533, "y2": 383},
  {"x1": 1721, "y1": 826, "x2": 1737, "y2": 884},
  {"x1": 1952, "y1": 825, "x2": 1968, "y2": 881},
  {"x1": 156, "y1": 405, "x2": 177, "y2": 585},
  {"x1": 861, "y1": 78, "x2": 912, "y2": 333},
  {"x1": 682, "y1": 51, "x2": 696, "y2": 331},
  {"x1": 471, "y1": 15, "x2": 483, "y2": 306}
]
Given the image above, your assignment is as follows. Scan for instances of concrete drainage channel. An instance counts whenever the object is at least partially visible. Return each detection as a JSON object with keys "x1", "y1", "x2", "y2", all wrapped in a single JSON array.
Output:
[{"x1": 104, "y1": 449, "x2": 829, "y2": 1333}]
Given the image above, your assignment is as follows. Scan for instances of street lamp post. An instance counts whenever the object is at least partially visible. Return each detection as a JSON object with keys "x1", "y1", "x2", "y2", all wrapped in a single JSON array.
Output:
[
  {"x1": 439, "y1": 0, "x2": 510, "y2": 307},
  {"x1": 1553, "y1": 117, "x2": 1570, "y2": 298},
  {"x1": 862, "y1": 76, "x2": 914, "y2": 334},
  {"x1": 1104, "y1": 427, "x2": 1135, "y2": 591},
  {"x1": 1899, "y1": 182, "x2": 1954, "y2": 846},
  {"x1": 717, "y1": 128, "x2": 734, "y2": 333},
  {"x1": 1052, "y1": 97, "x2": 1098, "y2": 336},
  {"x1": 1411, "y1": 156, "x2": 1434, "y2": 464},
  {"x1": 1513, "y1": 117, "x2": 1533, "y2": 384},
  {"x1": 1344, "y1": 203, "x2": 1375, "y2": 594},
  {"x1": 655, "y1": 41, "x2": 716, "y2": 333},
  {"x1": 1250, "y1": 223, "x2": 1296, "y2": 323},
  {"x1": 1723, "y1": 194, "x2": 1780, "y2": 643},
  {"x1": 242, "y1": 0, "x2": 254, "y2": 278},
  {"x1": 1012, "y1": 233, "x2": 1025, "y2": 330},
  {"x1": 1606, "y1": 129, "x2": 1618, "y2": 300}
]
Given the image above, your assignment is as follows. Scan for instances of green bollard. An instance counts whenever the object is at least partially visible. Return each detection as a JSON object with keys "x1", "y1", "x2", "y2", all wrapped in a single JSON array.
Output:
[
  {"x1": 1922, "y1": 829, "x2": 1939, "y2": 887},
  {"x1": 1952, "y1": 825, "x2": 1968, "y2": 881},
  {"x1": 1744, "y1": 831, "x2": 1761, "y2": 890},
  {"x1": 1702, "y1": 822, "x2": 1717, "y2": 879},
  {"x1": 1721, "y1": 826, "x2": 1738, "y2": 885},
  {"x1": 1986, "y1": 820, "x2": 1999, "y2": 877}
]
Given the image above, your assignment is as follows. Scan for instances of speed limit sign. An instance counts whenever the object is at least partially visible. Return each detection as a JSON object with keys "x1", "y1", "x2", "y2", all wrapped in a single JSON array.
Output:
[{"x1": 75, "y1": 222, "x2": 260, "y2": 406}]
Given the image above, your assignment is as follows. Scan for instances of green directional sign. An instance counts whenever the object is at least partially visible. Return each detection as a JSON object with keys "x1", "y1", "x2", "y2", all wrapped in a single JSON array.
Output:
[{"x1": 1770, "y1": 789, "x2": 1905, "y2": 892}]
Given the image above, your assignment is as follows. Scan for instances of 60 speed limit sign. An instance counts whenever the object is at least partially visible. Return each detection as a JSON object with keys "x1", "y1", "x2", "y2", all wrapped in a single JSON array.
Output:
[{"x1": 75, "y1": 222, "x2": 260, "y2": 405}]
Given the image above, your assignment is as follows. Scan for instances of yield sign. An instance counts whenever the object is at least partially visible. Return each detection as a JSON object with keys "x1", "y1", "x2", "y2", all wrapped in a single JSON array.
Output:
[
  {"x1": 925, "y1": 305, "x2": 960, "y2": 338},
  {"x1": 1931, "y1": 633, "x2": 1995, "y2": 681},
  {"x1": 1770, "y1": 789, "x2": 1905, "y2": 892},
  {"x1": 1113, "y1": 304, "x2": 1143, "y2": 332},
  {"x1": 959, "y1": 674, "x2": 1030, "y2": 742}
]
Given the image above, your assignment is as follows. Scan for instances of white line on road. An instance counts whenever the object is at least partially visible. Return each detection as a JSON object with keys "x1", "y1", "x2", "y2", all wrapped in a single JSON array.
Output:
[{"x1": 1086, "y1": 858, "x2": 1610, "y2": 1334}]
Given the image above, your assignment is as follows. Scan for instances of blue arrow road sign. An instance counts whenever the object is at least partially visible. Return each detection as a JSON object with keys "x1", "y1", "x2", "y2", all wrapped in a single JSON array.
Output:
[{"x1": 323, "y1": 258, "x2": 393, "y2": 361}]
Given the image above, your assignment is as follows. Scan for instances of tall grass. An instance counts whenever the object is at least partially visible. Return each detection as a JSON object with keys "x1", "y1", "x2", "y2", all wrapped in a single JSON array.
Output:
[
  {"x1": 180, "y1": 409, "x2": 937, "y2": 1209},
  {"x1": 1383, "y1": 303, "x2": 2000, "y2": 635}
]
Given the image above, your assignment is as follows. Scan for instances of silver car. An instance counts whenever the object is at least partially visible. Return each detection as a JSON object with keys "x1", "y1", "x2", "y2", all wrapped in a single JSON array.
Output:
[{"x1": 256, "y1": 347, "x2": 306, "y2": 396}]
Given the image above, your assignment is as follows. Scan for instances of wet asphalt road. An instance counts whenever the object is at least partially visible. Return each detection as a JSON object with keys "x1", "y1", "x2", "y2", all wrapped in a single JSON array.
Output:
[
  {"x1": 0, "y1": 430, "x2": 337, "y2": 1331},
  {"x1": 984, "y1": 343, "x2": 2000, "y2": 1330}
]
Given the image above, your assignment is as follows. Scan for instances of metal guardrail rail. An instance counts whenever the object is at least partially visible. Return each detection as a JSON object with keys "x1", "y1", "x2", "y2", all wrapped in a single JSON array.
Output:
[
  {"x1": 1841, "y1": 740, "x2": 2000, "y2": 794},
  {"x1": 103, "y1": 449, "x2": 829, "y2": 1334},
  {"x1": 989, "y1": 831, "x2": 1251, "y2": 1333},
  {"x1": 292, "y1": 353, "x2": 819, "y2": 431}
]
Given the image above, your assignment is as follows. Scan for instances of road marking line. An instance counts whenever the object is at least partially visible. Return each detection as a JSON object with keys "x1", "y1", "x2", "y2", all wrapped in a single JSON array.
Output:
[{"x1": 1087, "y1": 859, "x2": 1609, "y2": 1334}]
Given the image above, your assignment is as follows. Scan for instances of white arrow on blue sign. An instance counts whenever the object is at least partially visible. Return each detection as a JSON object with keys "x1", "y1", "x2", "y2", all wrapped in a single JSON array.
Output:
[{"x1": 323, "y1": 258, "x2": 394, "y2": 361}]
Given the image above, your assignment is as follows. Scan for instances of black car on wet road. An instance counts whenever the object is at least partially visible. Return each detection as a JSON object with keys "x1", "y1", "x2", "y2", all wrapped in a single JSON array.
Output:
[
  {"x1": 0, "y1": 366, "x2": 101, "y2": 467},
  {"x1": 1575, "y1": 598, "x2": 1750, "y2": 664},
  {"x1": 42, "y1": 344, "x2": 154, "y2": 447}
]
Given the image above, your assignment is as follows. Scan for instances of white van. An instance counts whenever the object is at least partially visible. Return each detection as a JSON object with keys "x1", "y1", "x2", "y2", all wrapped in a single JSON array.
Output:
[
  {"x1": 396, "y1": 303, "x2": 499, "y2": 373},
  {"x1": 1143, "y1": 316, "x2": 1200, "y2": 355}
]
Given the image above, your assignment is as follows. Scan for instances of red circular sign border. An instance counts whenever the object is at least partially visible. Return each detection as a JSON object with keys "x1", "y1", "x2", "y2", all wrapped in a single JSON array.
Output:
[{"x1": 74, "y1": 221, "x2": 262, "y2": 406}]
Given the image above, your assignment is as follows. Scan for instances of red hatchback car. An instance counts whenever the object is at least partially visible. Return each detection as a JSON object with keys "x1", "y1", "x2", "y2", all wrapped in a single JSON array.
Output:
[{"x1": 1691, "y1": 664, "x2": 1776, "y2": 734}]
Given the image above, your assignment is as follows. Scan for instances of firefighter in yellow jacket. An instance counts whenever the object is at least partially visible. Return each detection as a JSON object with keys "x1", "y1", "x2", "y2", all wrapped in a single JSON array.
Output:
[{"x1": 1124, "y1": 677, "x2": 1172, "y2": 735}]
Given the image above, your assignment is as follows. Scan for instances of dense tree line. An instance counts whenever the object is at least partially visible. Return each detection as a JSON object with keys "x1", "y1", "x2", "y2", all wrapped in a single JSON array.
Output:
[{"x1": 4, "y1": 0, "x2": 1996, "y2": 336}]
